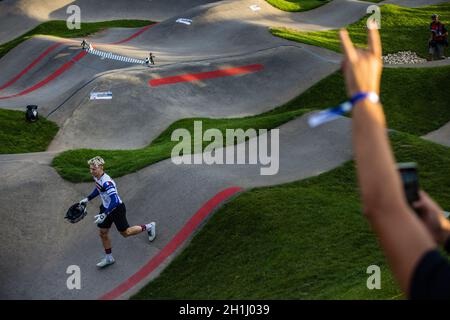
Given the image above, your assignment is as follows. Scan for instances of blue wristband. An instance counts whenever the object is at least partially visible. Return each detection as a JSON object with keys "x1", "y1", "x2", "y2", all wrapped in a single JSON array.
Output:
[
  {"x1": 350, "y1": 92, "x2": 379, "y2": 106},
  {"x1": 308, "y1": 92, "x2": 380, "y2": 128}
]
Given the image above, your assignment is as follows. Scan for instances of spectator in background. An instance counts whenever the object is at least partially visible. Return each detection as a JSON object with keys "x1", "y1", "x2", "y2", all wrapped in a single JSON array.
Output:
[
  {"x1": 429, "y1": 14, "x2": 448, "y2": 60},
  {"x1": 81, "y1": 39, "x2": 88, "y2": 50},
  {"x1": 145, "y1": 53, "x2": 155, "y2": 67},
  {"x1": 149, "y1": 52, "x2": 155, "y2": 65},
  {"x1": 340, "y1": 22, "x2": 450, "y2": 299}
]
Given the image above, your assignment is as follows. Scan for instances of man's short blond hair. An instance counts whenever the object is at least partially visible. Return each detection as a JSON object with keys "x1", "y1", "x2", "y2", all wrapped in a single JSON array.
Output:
[{"x1": 88, "y1": 156, "x2": 105, "y2": 167}]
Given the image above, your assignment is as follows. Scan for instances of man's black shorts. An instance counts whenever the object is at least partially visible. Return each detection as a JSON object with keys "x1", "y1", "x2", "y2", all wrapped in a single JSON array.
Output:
[{"x1": 97, "y1": 203, "x2": 130, "y2": 232}]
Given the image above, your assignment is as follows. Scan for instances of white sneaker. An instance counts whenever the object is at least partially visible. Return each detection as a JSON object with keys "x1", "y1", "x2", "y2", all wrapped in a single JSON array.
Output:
[
  {"x1": 147, "y1": 222, "x2": 156, "y2": 242},
  {"x1": 96, "y1": 256, "x2": 115, "y2": 268}
]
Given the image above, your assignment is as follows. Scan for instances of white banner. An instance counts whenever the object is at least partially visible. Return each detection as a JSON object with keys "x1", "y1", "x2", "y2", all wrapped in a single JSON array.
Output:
[{"x1": 90, "y1": 91, "x2": 113, "y2": 100}]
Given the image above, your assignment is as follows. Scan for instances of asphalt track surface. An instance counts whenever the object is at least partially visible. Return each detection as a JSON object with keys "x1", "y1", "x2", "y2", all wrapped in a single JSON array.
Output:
[{"x1": 0, "y1": 0, "x2": 449, "y2": 299}]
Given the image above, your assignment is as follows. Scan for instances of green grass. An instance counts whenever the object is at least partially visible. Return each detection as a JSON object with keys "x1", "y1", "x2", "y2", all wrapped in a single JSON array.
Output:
[
  {"x1": 0, "y1": 19, "x2": 155, "y2": 59},
  {"x1": 270, "y1": 3, "x2": 450, "y2": 58},
  {"x1": 273, "y1": 66, "x2": 450, "y2": 135},
  {"x1": 52, "y1": 64, "x2": 450, "y2": 182},
  {"x1": 128, "y1": 60, "x2": 450, "y2": 299},
  {"x1": 52, "y1": 109, "x2": 311, "y2": 182},
  {"x1": 132, "y1": 132, "x2": 450, "y2": 299},
  {"x1": 0, "y1": 109, "x2": 58, "y2": 154},
  {"x1": 265, "y1": 0, "x2": 330, "y2": 12}
]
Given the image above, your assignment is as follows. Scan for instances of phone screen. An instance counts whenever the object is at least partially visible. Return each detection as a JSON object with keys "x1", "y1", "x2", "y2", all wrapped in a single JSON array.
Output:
[{"x1": 398, "y1": 163, "x2": 420, "y2": 206}]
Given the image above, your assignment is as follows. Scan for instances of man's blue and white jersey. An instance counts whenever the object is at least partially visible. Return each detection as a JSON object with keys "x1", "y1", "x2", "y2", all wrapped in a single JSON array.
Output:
[{"x1": 93, "y1": 173, "x2": 122, "y2": 210}]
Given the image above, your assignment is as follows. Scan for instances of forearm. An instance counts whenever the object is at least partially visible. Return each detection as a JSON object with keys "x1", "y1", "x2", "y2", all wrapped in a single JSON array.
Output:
[
  {"x1": 87, "y1": 188, "x2": 99, "y2": 201},
  {"x1": 352, "y1": 99, "x2": 436, "y2": 293},
  {"x1": 352, "y1": 100, "x2": 405, "y2": 214}
]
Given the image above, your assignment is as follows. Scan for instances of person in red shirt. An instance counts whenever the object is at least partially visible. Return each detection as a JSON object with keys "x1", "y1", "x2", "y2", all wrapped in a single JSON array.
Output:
[{"x1": 429, "y1": 14, "x2": 448, "y2": 60}]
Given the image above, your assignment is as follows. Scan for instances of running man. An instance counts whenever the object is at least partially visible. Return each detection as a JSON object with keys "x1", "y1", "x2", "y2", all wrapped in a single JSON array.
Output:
[{"x1": 79, "y1": 156, "x2": 156, "y2": 268}]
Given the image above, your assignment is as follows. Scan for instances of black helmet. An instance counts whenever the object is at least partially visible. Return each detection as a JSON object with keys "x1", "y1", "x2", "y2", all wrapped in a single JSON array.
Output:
[
  {"x1": 65, "y1": 202, "x2": 87, "y2": 224},
  {"x1": 431, "y1": 14, "x2": 438, "y2": 20}
]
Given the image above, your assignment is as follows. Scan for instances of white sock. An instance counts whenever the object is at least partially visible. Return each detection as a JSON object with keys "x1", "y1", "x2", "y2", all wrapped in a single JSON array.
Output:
[{"x1": 145, "y1": 223, "x2": 153, "y2": 230}]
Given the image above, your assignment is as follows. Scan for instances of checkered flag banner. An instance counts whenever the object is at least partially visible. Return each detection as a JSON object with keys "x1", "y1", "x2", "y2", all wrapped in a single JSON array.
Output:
[{"x1": 87, "y1": 47, "x2": 146, "y2": 65}]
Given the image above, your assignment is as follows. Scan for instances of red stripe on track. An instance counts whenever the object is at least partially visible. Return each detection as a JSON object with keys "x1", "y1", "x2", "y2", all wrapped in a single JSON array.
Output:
[
  {"x1": 0, "y1": 24, "x2": 154, "y2": 99},
  {"x1": 111, "y1": 24, "x2": 156, "y2": 45},
  {"x1": 149, "y1": 64, "x2": 264, "y2": 87},
  {"x1": 0, "y1": 50, "x2": 88, "y2": 100},
  {"x1": 0, "y1": 43, "x2": 62, "y2": 91},
  {"x1": 99, "y1": 186, "x2": 243, "y2": 300}
]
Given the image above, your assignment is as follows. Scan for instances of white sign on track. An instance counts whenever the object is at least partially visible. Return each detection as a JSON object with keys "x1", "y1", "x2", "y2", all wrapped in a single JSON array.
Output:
[
  {"x1": 90, "y1": 91, "x2": 113, "y2": 100},
  {"x1": 176, "y1": 18, "x2": 193, "y2": 25}
]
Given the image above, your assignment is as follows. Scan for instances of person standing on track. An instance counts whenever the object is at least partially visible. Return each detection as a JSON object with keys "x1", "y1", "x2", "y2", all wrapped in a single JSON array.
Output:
[
  {"x1": 149, "y1": 52, "x2": 155, "y2": 65},
  {"x1": 79, "y1": 156, "x2": 156, "y2": 268}
]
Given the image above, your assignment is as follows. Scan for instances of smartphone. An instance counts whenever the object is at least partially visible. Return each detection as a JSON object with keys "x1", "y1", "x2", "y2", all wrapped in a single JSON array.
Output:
[{"x1": 397, "y1": 162, "x2": 420, "y2": 209}]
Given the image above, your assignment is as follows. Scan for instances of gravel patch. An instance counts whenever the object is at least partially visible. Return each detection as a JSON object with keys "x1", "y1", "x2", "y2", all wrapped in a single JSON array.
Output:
[{"x1": 382, "y1": 51, "x2": 427, "y2": 64}]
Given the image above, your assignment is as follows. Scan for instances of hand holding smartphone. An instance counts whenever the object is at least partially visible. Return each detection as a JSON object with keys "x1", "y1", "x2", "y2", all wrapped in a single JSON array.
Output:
[{"x1": 398, "y1": 162, "x2": 420, "y2": 212}]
